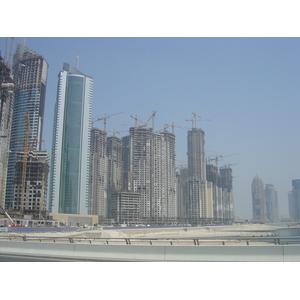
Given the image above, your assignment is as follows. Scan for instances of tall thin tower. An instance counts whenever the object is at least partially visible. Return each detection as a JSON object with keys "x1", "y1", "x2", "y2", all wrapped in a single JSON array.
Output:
[
  {"x1": 5, "y1": 44, "x2": 48, "y2": 209},
  {"x1": 49, "y1": 63, "x2": 92, "y2": 215},
  {"x1": 251, "y1": 175, "x2": 266, "y2": 222}
]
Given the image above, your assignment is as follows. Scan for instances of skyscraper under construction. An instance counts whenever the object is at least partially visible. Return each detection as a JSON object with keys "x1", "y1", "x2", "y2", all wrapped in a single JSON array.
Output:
[
  {"x1": 0, "y1": 55, "x2": 14, "y2": 209},
  {"x1": 183, "y1": 127, "x2": 212, "y2": 224},
  {"x1": 122, "y1": 126, "x2": 177, "y2": 225},
  {"x1": 89, "y1": 128, "x2": 107, "y2": 218},
  {"x1": 5, "y1": 44, "x2": 48, "y2": 210}
]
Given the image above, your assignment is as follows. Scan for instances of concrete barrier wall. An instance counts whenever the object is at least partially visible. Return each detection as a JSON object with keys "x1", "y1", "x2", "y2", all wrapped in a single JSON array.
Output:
[{"x1": 1, "y1": 240, "x2": 300, "y2": 261}]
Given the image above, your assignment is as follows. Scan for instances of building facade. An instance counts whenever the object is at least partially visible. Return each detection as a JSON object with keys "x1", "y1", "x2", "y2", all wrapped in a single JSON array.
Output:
[
  {"x1": 6, "y1": 44, "x2": 48, "y2": 209},
  {"x1": 49, "y1": 63, "x2": 92, "y2": 215},
  {"x1": 251, "y1": 175, "x2": 266, "y2": 222},
  {"x1": 0, "y1": 56, "x2": 14, "y2": 209}
]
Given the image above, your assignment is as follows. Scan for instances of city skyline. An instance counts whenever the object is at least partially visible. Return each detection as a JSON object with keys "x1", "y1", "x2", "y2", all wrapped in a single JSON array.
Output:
[{"x1": 1, "y1": 37, "x2": 299, "y2": 219}]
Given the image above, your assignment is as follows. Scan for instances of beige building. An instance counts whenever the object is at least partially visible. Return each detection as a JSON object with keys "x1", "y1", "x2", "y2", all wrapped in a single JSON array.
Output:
[{"x1": 49, "y1": 213, "x2": 98, "y2": 227}]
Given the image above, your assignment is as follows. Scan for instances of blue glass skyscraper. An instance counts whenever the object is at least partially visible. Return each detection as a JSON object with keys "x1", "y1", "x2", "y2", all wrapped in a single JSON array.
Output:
[{"x1": 49, "y1": 63, "x2": 92, "y2": 215}]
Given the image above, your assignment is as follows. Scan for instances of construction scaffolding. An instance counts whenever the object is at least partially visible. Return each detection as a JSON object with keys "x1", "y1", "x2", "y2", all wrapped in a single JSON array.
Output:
[{"x1": 13, "y1": 150, "x2": 50, "y2": 219}]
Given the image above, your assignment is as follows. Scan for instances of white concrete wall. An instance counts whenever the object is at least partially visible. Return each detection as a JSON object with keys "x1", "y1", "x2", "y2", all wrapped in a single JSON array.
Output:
[{"x1": 1, "y1": 241, "x2": 300, "y2": 261}]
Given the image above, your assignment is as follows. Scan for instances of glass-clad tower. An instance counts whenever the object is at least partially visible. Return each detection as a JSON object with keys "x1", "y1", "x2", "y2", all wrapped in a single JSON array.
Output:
[
  {"x1": 5, "y1": 44, "x2": 48, "y2": 209},
  {"x1": 49, "y1": 63, "x2": 92, "y2": 215}
]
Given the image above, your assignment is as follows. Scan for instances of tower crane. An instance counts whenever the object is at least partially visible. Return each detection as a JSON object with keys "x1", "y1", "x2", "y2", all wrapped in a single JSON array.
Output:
[
  {"x1": 130, "y1": 115, "x2": 147, "y2": 127},
  {"x1": 185, "y1": 112, "x2": 211, "y2": 129},
  {"x1": 20, "y1": 111, "x2": 31, "y2": 213},
  {"x1": 107, "y1": 130, "x2": 128, "y2": 136},
  {"x1": 92, "y1": 111, "x2": 123, "y2": 131},
  {"x1": 208, "y1": 153, "x2": 239, "y2": 170},
  {"x1": 164, "y1": 123, "x2": 191, "y2": 134},
  {"x1": 146, "y1": 110, "x2": 156, "y2": 129},
  {"x1": 130, "y1": 111, "x2": 157, "y2": 128}
]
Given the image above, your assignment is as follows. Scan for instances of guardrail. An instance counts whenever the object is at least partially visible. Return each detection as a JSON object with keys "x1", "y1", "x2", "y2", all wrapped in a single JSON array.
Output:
[{"x1": 1, "y1": 235, "x2": 300, "y2": 245}]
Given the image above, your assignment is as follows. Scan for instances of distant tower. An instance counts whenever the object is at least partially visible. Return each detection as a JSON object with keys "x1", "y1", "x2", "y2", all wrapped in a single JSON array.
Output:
[
  {"x1": 251, "y1": 175, "x2": 266, "y2": 222},
  {"x1": 0, "y1": 57, "x2": 14, "y2": 209},
  {"x1": 265, "y1": 183, "x2": 279, "y2": 222},
  {"x1": 288, "y1": 179, "x2": 300, "y2": 221},
  {"x1": 220, "y1": 165, "x2": 234, "y2": 223},
  {"x1": 106, "y1": 135, "x2": 123, "y2": 218},
  {"x1": 49, "y1": 62, "x2": 92, "y2": 215},
  {"x1": 6, "y1": 44, "x2": 48, "y2": 209}
]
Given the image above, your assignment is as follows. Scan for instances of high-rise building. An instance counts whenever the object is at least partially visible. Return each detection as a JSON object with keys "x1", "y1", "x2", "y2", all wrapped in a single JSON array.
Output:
[
  {"x1": 153, "y1": 131, "x2": 177, "y2": 224},
  {"x1": 288, "y1": 179, "x2": 300, "y2": 221},
  {"x1": 122, "y1": 127, "x2": 177, "y2": 225},
  {"x1": 89, "y1": 128, "x2": 107, "y2": 218},
  {"x1": 184, "y1": 128, "x2": 210, "y2": 224},
  {"x1": 122, "y1": 127, "x2": 152, "y2": 222},
  {"x1": 265, "y1": 183, "x2": 279, "y2": 222},
  {"x1": 251, "y1": 175, "x2": 266, "y2": 222},
  {"x1": 0, "y1": 56, "x2": 14, "y2": 209},
  {"x1": 49, "y1": 63, "x2": 92, "y2": 215},
  {"x1": 5, "y1": 44, "x2": 48, "y2": 209}
]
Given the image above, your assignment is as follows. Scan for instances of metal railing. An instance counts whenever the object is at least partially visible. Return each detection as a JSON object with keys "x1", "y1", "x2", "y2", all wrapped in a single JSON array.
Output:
[{"x1": 1, "y1": 235, "x2": 300, "y2": 245}]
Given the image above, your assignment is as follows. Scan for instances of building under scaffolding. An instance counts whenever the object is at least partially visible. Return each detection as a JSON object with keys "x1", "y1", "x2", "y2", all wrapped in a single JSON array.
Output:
[
  {"x1": 110, "y1": 191, "x2": 140, "y2": 225},
  {"x1": 13, "y1": 150, "x2": 49, "y2": 219}
]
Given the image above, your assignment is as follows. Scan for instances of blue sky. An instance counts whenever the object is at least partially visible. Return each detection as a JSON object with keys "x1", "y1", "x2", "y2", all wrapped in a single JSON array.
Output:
[{"x1": 1, "y1": 37, "x2": 299, "y2": 219}]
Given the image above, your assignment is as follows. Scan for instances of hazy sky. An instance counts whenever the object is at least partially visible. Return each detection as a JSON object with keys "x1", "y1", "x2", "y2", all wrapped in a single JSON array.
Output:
[{"x1": 1, "y1": 37, "x2": 299, "y2": 219}]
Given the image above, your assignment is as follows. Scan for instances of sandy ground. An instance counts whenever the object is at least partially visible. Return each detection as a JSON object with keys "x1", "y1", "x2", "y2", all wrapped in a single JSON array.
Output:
[
  {"x1": 3, "y1": 223, "x2": 292, "y2": 239},
  {"x1": 2, "y1": 223, "x2": 299, "y2": 246}
]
